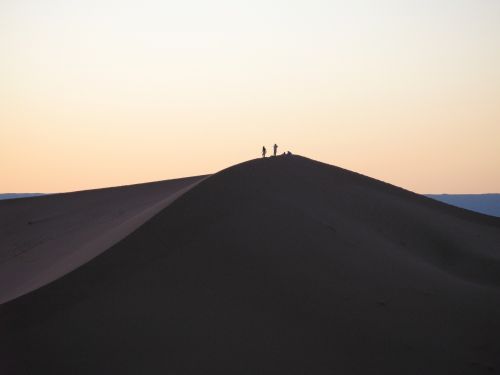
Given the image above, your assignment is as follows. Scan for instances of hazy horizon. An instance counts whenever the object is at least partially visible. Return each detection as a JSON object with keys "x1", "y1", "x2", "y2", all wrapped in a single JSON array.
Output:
[
  {"x1": 2, "y1": 0, "x2": 499, "y2": 194},
  {"x1": 1, "y1": 166, "x2": 499, "y2": 195}
]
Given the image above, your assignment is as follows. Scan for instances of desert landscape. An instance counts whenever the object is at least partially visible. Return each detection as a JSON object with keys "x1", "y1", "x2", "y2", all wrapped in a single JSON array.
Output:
[
  {"x1": 1, "y1": 155, "x2": 499, "y2": 374},
  {"x1": 2, "y1": 1, "x2": 500, "y2": 373}
]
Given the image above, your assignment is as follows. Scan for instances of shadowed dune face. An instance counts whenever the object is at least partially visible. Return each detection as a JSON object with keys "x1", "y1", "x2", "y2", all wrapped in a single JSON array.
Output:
[
  {"x1": 1, "y1": 156, "x2": 500, "y2": 374},
  {"x1": 0, "y1": 176, "x2": 207, "y2": 304}
]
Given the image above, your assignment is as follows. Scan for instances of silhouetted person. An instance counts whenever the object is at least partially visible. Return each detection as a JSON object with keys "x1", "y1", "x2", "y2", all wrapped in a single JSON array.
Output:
[
  {"x1": 273, "y1": 144, "x2": 278, "y2": 156},
  {"x1": 262, "y1": 146, "x2": 267, "y2": 158}
]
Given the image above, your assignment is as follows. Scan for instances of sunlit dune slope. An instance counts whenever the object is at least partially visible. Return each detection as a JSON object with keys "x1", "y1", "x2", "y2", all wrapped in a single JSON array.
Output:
[
  {"x1": 0, "y1": 175, "x2": 207, "y2": 304},
  {"x1": 1, "y1": 156, "x2": 500, "y2": 374}
]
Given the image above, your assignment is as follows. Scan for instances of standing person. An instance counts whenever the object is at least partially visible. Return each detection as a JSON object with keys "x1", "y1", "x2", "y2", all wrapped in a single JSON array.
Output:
[
  {"x1": 262, "y1": 146, "x2": 267, "y2": 158},
  {"x1": 273, "y1": 143, "x2": 278, "y2": 157}
]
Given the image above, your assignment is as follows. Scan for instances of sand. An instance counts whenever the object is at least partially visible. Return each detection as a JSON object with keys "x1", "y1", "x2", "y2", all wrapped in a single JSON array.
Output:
[
  {"x1": 0, "y1": 175, "x2": 207, "y2": 304},
  {"x1": 1, "y1": 156, "x2": 500, "y2": 374}
]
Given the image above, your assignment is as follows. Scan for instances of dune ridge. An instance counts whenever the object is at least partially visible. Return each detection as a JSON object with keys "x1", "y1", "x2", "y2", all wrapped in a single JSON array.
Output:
[
  {"x1": 0, "y1": 175, "x2": 207, "y2": 304},
  {"x1": 1, "y1": 156, "x2": 500, "y2": 374}
]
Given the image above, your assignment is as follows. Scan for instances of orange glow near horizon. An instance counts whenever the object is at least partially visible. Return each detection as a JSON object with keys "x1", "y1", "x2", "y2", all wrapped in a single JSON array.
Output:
[{"x1": 1, "y1": 0, "x2": 499, "y2": 194}]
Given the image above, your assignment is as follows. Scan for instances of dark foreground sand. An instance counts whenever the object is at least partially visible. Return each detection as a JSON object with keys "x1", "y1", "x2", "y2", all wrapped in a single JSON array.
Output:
[{"x1": 1, "y1": 156, "x2": 500, "y2": 374}]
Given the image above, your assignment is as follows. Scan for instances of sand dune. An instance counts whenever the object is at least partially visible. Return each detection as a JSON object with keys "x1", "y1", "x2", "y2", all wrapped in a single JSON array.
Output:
[
  {"x1": 1, "y1": 156, "x2": 500, "y2": 374},
  {"x1": 0, "y1": 176, "x2": 207, "y2": 304}
]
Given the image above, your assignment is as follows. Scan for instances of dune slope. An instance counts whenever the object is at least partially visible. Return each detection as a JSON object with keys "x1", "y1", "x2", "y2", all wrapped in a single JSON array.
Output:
[
  {"x1": 0, "y1": 175, "x2": 207, "y2": 304},
  {"x1": 1, "y1": 156, "x2": 500, "y2": 374}
]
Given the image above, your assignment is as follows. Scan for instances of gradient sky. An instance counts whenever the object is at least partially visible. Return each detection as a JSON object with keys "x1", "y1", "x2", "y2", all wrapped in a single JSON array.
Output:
[{"x1": 1, "y1": 0, "x2": 499, "y2": 193}]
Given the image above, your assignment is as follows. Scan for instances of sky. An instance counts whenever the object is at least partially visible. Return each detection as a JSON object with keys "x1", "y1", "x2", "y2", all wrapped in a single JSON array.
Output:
[{"x1": 1, "y1": 0, "x2": 499, "y2": 194}]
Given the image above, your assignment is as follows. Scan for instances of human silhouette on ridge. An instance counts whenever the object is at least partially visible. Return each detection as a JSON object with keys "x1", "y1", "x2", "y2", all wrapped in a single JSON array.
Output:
[
  {"x1": 273, "y1": 144, "x2": 278, "y2": 156},
  {"x1": 262, "y1": 146, "x2": 267, "y2": 158}
]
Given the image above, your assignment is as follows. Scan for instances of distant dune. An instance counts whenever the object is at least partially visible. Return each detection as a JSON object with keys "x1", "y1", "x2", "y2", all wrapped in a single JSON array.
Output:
[
  {"x1": 1, "y1": 156, "x2": 500, "y2": 374},
  {"x1": 0, "y1": 193, "x2": 44, "y2": 200},
  {"x1": 427, "y1": 194, "x2": 500, "y2": 217}
]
